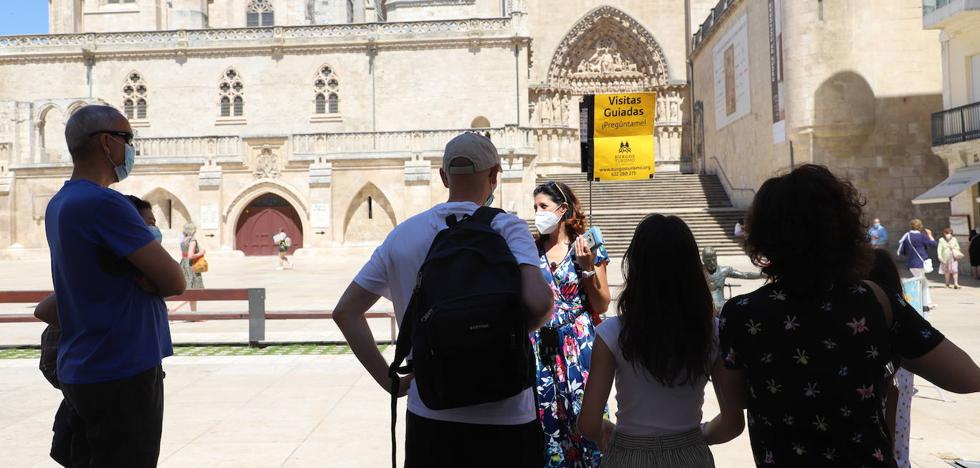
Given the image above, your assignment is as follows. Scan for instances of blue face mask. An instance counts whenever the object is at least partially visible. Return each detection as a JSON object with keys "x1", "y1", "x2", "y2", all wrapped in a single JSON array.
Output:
[
  {"x1": 148, "y1": 225, "x2": 163, "y2": 243},
  {"x1": 105, "y1": 141, "x2": 136, "y2": 182}
]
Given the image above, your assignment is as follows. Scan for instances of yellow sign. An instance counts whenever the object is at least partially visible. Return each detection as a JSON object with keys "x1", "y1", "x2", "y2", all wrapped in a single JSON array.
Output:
[{"x1": 592, "y1": 92, "x2": 656, "y2": 181}]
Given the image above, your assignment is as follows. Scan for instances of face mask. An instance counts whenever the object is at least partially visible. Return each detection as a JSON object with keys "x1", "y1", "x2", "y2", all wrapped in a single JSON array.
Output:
[
  {"x1": 485, "y1": 186, "x2": 496, "y2": 207},
  {"x1": 105, "y1": 141, "x2": 136, "y2": 182},
  {"x1": 148, "y1": 226, "x2": 163, "y2": 243},
  {"x1": 945, "y1": 234, "x2": 952, "y2": 240},
  {"x1": 535, "y1": 210, "x2": 561, "y2": 235},
  {"x1": 874, "y1": 223, "x2": 881, "y2": 229}
]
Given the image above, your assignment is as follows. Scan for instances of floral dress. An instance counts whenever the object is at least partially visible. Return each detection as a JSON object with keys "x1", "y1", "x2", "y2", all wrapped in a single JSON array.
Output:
[
  {"x1": 531, "y1": 243, "x2": 610, "y2": 468},
  {"x1": 718, "y1": 281, "x2": 944, "y2": 467}
]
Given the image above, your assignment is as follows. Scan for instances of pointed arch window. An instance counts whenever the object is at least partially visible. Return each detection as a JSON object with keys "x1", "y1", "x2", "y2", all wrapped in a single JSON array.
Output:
[
  {"x1": 247, "y1": 0, "x2": 274, "y2": 27},
  {"x1": 218, "y1": 68, "x2": 245, "y2": 118},
  {"x1": 122, "y1": 72, "x2": 148, "y2": 120},
  {"x1": 328, "y1": 93, "x2": 339, "y2": 114},
  {"x1": 312, "y1": 65, "x2": 341, "y2": 117},
  {"x1": 315, "y1": 94, "x2": 326, "y2": 114}
]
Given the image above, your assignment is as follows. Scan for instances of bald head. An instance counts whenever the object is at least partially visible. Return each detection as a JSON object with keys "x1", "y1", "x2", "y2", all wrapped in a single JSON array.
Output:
[{"x1": 65, "y1": 105, "x2": 127, "y2": 161}]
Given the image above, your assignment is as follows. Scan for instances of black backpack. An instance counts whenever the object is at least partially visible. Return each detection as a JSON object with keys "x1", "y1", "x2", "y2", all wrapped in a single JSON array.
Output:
[{"x1": 387, "y1": 207, "x2": 534, "y2": 467}]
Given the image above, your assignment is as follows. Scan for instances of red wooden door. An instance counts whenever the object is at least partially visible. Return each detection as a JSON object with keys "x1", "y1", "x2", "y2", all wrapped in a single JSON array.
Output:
[{"x1": 235, "y1": 195, "x2": 303, "y2": 256}]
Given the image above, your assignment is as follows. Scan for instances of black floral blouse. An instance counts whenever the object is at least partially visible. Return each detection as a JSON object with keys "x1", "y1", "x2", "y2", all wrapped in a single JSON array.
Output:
[{"x1": 719, "y1": 281, "x2": 944, "y2": 467}]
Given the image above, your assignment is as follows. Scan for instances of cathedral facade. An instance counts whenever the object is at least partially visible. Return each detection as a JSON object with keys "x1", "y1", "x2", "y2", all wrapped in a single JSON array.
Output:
[{"x1": 0, "y1": 0, "x2": 711, "y2": 257}]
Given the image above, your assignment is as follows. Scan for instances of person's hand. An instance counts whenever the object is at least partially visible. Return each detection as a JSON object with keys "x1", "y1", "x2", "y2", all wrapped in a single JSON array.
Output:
[
  {"x1": 573, "y1": 236, "x2": 596, "y2": 272},
  {"x1": 599, "y1": 419, "x2": 615, "y2": 452},
  {"x1": 386, "y1": 373, "x2": 414, "y2": 397}
]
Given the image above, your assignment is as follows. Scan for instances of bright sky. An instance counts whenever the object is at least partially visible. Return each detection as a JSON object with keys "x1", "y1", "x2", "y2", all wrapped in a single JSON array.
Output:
[{"x1": 0, "y1": 1, "x2": 49, "y2": 35}]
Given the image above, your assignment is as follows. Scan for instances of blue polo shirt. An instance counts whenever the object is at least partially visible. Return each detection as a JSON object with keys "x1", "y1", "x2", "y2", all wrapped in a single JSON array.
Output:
[{"x1": 45, "y1": 179, "x2": 173, "y2": 385}]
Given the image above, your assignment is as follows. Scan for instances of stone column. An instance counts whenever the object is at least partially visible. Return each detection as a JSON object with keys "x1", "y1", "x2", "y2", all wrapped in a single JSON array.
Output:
[
  {"x1": 308, "y1": 158, "x2": 333, "y2": 249},
  {"x1": 197, "y1": 159, "x2": 224, "y2": 253},
  {"x1": 404, "y1": 156, "x2": 431, "y2": 219}
]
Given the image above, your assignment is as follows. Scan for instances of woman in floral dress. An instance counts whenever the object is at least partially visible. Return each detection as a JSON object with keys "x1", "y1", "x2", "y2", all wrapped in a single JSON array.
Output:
[
  {"x1": 714, "y1": 165, "x2": 980, "y2": 467},
  {"x1": 531, "y1": 181, "x2": 611, "y2": 467}
]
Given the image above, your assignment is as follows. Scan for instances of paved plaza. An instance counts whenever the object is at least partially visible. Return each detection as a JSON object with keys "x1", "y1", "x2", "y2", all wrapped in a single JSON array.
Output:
[{"x1": 1, "y1": 251, "x2": 979, "y2": 467}]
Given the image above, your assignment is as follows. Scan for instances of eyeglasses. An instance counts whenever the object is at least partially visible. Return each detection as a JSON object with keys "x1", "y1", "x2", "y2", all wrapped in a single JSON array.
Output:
[{"x1": 89, "y1": 130, "x2": 134, "y2": 145}]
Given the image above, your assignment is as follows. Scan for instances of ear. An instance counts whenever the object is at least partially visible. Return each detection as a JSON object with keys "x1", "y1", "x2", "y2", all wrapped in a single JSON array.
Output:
[{"x1": 439, "y1": 168, "x2": 449, "y2": 188}]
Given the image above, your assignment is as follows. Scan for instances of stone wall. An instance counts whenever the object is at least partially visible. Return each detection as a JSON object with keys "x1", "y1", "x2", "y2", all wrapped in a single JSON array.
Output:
[{"x1": 691, "y1": 0, "x2": 950, "y2": 247}]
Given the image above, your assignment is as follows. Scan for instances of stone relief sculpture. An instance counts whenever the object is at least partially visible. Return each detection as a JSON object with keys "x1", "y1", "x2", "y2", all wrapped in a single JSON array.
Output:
[{"x1": 253, "y1": 148, "x2": 281, "y2": 179}]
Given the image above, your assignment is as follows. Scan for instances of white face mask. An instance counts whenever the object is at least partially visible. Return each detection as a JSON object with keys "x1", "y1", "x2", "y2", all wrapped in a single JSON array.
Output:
[
  {"x1": 534, "y1": 210, "x2": 562, "y2": 235},
  {"x1": 945, "y1": 234, "x2": 952, "y2": 240}
]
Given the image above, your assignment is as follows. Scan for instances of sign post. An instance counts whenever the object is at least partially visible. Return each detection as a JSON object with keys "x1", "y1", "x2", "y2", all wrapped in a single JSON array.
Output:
[{"x1": 589, "y1": 92, "x2": 656, "y2": 181}]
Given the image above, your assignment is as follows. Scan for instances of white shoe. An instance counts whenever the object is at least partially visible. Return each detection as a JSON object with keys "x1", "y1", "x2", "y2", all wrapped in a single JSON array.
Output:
[{"x1": 276, "y1": 266, "x2": 284, "y2": 271}]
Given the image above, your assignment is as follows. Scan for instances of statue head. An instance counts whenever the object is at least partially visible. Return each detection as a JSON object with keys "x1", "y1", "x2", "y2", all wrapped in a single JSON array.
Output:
[{"x1": 702, "y1": 247, "x2": 718, "y2": 273}]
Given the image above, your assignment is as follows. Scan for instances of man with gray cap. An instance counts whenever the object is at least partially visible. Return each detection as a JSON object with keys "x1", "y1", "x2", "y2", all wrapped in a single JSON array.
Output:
[
  {"x1": 334, "y1": 132, "x2": 553, "y2": 466},
  {"x1": 42, "y1": 104, "x2": 185, "y2": 466}
]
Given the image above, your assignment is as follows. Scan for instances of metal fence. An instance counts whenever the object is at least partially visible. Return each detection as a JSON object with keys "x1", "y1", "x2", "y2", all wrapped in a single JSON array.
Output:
[{"x1": 931, "y1": 101, "x2": 980, "y2": 146}]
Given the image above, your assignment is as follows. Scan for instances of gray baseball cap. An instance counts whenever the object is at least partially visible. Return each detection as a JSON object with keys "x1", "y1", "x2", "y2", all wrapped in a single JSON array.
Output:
[{"x1": 442, "y1": 132, "x2": 500, "y2": 175}]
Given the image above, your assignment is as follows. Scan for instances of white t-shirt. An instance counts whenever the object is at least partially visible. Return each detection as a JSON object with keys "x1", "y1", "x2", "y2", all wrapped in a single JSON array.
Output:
[
  {"x1": 353, "y1": 201, "x2": 540, "y2": 425},
  {"x1": 595, "y1": 316, "x2": 713, "y2": 436}
]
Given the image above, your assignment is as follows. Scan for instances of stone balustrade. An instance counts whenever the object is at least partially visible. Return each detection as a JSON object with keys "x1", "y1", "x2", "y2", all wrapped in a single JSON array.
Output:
[
  {"x1": 292, "y1": 127, "x2": 535, "y2": 159},
  {"x1": 0, "y1": 18, "x2": 514, "y2": 54},
  {"x1": 136, "y1": 136, "x2": 241, "y2": 161}
]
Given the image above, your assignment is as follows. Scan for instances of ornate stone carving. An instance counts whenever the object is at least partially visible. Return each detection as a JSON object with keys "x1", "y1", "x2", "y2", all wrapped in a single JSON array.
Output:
[
  {"x1": 547, "y1": 6, "x2": 671, "y2": 93},
  {"x1": 253, "y1": 148, "x2": 281, "y2": 179}
]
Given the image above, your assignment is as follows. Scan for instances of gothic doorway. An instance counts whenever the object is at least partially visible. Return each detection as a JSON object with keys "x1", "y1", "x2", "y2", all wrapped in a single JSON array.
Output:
[{"x1": 235, "y1": 193, "x2": 303, "y2": 256}]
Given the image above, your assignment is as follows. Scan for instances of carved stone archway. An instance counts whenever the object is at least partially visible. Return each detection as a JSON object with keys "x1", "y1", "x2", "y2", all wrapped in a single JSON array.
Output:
[
  {"x1": 534, "y1": 6, "x2": 689, "y2": 172},
  {"x1": 546, "y1": 6, "x2": 672, "y2": 94}
]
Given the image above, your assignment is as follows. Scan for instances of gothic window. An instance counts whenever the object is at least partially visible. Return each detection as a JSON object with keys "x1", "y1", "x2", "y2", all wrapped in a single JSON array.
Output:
[
  {"x1": 247, "y1": 0, "x2": 274, "y2": 27},
  {"x1": 347, "y1": 0, "x2": 354, "y2": 23},
  {"x1": 315, "y1": 94, "x2": 326, "y2": 114},
  {"x1": 220, "y1": 97, "x2": 231, "y2": 117},
  {"x1": 218, "y1": 68, "x2": 244, "y2": 117},
  {"x1": 313, "y1": 65, "x2": 340, "y2": 115},
  {"x1": 122, "y1": 72, "x2": 148, "y2": 120}
]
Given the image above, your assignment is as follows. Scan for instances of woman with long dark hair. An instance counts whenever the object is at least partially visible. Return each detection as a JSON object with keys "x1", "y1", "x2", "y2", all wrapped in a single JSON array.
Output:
[
  {"x1": 580, "y1": 214, "x2": 744, "y2": 467},
  {"x1": 531, "y1": 181, "x2": 611, "y2": 467},
  {"x1": 714, "y1": 164, "x2": 980, "y2": 467}
]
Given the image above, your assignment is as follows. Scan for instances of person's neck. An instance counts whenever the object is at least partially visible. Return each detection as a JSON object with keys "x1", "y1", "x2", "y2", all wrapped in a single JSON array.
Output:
[
  {"x1": 69, "y1": 163, "x2": 114, "y2": 188},
  {"x1": 543, "y1": 225, "x2": 569, "y2": 250},
  {"x1": 446, "y1": 191, "x2": 484, "y2": 205}
]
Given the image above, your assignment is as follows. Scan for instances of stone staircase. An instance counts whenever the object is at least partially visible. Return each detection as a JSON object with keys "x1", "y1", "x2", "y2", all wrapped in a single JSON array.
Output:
[{"x1": 533, "y1": 173, "x2": 746, "y2": 256}]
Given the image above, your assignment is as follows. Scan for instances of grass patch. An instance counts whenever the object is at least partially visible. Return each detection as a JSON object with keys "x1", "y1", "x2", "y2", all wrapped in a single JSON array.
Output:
[{"x1": 0, "y1": 344, "x2": 385, "y2": 360}]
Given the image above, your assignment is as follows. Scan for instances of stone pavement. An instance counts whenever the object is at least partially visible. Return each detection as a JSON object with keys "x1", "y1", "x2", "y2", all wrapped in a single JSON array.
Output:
[{"x1": 1, "y1": 251, "x2": 979, "y2": 467}]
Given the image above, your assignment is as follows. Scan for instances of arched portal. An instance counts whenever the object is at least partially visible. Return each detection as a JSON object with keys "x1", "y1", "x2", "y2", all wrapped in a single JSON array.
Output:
[
  {"x1": 343, "y1": 183, "x2": 396, "y2": 243},
  {"x1": 142, "y1": 187, "x2": 192, "y2": 230},
  {"x1": 39, "y1": 105, "x2": 69, "y2": 162},
  {"x1": 235, "y1": 193, "x2": 304, "y2": 256}
]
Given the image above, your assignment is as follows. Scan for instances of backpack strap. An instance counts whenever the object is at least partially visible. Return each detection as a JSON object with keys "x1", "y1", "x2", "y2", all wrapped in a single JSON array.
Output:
[
  {"x1": 387, "y1": 274, "x2": 421, "y2": 468},
  {"x1": 469, "y1": 206, "x2": 503, "y2": 226}
]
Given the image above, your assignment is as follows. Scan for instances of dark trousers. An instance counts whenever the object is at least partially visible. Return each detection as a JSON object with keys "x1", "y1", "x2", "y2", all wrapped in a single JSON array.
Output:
[
  {"x1": 404, "y1": 411, "x2": 544, "y2": 468},
  {"x1": 60, "y1": 365, "x2": 165, "y2": 468}
]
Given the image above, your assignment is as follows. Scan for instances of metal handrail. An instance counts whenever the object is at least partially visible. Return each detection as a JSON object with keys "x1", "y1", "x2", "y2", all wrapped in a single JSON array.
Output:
[
  {"x1": 931, "y1": 101, "x2": 980, "y2": 146},
  {"x1": 708, "y1": 156, "x2": 756, "y2": 200}
]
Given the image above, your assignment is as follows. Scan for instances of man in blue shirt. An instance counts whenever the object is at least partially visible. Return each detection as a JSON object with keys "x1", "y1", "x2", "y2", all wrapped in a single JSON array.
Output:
[
  {"x1": 869, "y1": 217, "x2": 889, "y2": 249},
  {"x1": 44, "y1": 105, "x2": 186, "y2": 466}
]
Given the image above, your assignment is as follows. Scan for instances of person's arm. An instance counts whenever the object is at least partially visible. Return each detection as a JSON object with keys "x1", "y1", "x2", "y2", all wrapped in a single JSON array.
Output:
[
  {"x1": 574, "y1": 237, "x2": 611, "y2": 315},
  {"x1": 188, "y1": 240, "x2": 205, "y2": 260},
  {"x1": 902, "y1": 339, "x2": 980, "y2": 394},
  {"x1": 333, "y1": 282, "x2": 412, "y2": 396},
  {"x1": 127, "y1": 242, "x2": 187, "y2": 297},
  {"x1": 702, "y1": 359, "x2": 747, "y2": 444},
  {"x1": 522, "y1": 264, "x2": 554, "y2": 331},
  {"x1": 34, "y1": 293, "x2": 58, "y2": 325},
  {"x1": 579, "y1": 335, "x2": 616, "y2": 451},
  {"x1": 728, "y1": 268, "x2": 763, "y2": 280}
]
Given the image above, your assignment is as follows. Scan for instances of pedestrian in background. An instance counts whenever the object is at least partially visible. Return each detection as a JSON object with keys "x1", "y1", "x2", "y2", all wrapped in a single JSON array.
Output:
[
  {"x1": 273, "y1": 228, "x2": 293, "y2": 270},
  {"x1": 968, "y1": 229, "x2": 979, "y2": 280},
  {"x1": 938, "y1": 228, "x2": 963, "y2": 289},
  {"x1": 173, "y1": 223, "x2": 205, "y2": 313},
  {"x1": 897, "y1": 219, "x2": 937, "y2": 310},
  {"x1": 868, "y1": 217, "x2": 888, "y2": 249}
]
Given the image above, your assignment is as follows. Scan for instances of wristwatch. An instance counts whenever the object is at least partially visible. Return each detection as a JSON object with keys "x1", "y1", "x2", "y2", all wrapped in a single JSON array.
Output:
[{"x1": 581, "y1": 269, "x2": 596, "y2": 279}]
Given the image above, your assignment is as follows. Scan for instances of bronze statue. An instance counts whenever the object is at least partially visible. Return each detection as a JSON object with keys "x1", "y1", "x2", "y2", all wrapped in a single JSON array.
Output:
[{"x1": 702, "y1": 247, "x2": 763, "y2": 312}]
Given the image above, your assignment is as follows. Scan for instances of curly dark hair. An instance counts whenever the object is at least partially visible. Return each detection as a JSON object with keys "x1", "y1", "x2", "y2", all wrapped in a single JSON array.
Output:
[
  {"x1": 618, "y1": 214, "x2": 714, "y2": 386},
  {"x1": 745, "y1": 164, "x2": 873, "y2": 296},
  {"x1": 533, "y1": 181, "x2": 588, "y2": 238}
]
